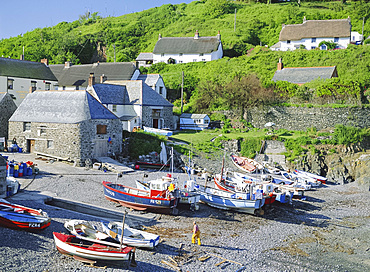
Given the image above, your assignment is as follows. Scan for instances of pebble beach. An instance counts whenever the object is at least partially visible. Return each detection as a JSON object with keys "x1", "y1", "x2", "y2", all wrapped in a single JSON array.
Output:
[{"x1": 1, "y1": 152, "x2": 369, "y2": 272}]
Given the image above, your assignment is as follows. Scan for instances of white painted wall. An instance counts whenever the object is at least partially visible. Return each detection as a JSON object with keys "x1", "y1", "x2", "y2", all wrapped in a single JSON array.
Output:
[
  {"x1": 153, "y1": 44, "x2": 223, "y2": 64},
  {"x1": 279, "y1": 37, "x2": 350, "y2": 51},
  {"x1": 0, "y1": 75, "x2": 58, "y2": 106}
]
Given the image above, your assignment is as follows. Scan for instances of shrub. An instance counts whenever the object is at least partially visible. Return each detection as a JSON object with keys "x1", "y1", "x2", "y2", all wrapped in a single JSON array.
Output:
[
  {"x1": 240, "y1": 138, "x2": 262, "y2": 159},
  {"x1": 333, "y1": 124, "x2": 363, "y2": 146}
]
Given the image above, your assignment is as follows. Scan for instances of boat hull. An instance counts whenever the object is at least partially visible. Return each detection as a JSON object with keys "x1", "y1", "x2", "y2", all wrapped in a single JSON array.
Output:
[
  {"x1": 0, "y1": 200, "x2": 51, "y2": 231},
  {"x1": 196, "y1": 185, "x2": 265, "y2": 215},
  {"x1": 53, "y1": 232, "x2": 133, "y2": 262},
  {"x1": 103, "y1": 181, "x2": 177, "y2": 214}
]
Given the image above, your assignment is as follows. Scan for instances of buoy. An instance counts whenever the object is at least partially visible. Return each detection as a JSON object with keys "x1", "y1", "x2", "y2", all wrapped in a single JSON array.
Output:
[{"x1": 135, "y1": 165, "x2": 140, "y2": 170}]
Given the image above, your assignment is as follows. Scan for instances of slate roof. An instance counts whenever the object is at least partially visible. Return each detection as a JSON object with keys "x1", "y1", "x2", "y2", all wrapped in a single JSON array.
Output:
[
  {"x1": 280, "y1": 18, "x2": 351, "y2": 41},
  {"x1": 92, "y1": 84, "x2": 127, "y2": 105},
  {"x1": 153, "y1": 36, "x2": 221, "y2": 54},
  {"x1": 138, "y1": 74, "x2": 160, "y2": 87},
  {"x1": 136, "y1": 53, "x2": 153, "y2": 61},
  {"x1": 0, "y1": 93, "x2": 5, "y2": 102},
  {"x1": 272, "y1": 66, "x2": 337, "y2": 84},
  {"x1": 49, "y1": 62, "x2": 138, "y2": 87},
  {"x1": 180, "y1": 113, "x2": 209, "y2": 119},
  {"x1": 0, "y1": 57, "x2": 57, "y2": 81},
  {"x1": 9, "y1": 91, "x2": 117, "y2": 123}
]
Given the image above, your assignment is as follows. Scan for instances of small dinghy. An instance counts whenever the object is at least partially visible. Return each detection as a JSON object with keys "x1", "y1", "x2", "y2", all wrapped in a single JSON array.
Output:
[
  {"x1": 53, "y1": 232, "x2": 136, "y2": 264},
  {"x1": 0, "y1": 199, "x2": 51, "y2": 230},
  {"x1": 101, "y1": 221, "x2": 160, "y2": 249}
]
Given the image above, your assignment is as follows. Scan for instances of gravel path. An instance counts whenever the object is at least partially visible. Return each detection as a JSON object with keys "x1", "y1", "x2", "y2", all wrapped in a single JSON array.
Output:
[{"x1": 1, "y1": 153, "x2": 369, "y2": 272}]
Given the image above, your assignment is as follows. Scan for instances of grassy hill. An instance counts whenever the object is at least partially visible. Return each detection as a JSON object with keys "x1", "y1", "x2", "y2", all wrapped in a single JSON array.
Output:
[{"x1": 1, "y1": 0, "x2": 370, "y2": 112}]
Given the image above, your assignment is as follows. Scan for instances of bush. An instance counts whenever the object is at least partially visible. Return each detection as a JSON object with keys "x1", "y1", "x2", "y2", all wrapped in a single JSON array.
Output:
[
  {"x1": 333, "y1": 124, "x2": 363, "y2": 146},
  {"x1": 240, "y1": 138, "x2": 262, "y2": 159}
]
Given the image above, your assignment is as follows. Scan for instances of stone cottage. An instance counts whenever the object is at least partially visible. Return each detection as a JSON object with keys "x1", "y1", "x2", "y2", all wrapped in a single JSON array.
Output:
[
  {"x1": 0, "y1": 93, "x2": 17, "y2": 145},
  {"x1": 8, "y1": 91, "x2": 122, "y2": 165}
]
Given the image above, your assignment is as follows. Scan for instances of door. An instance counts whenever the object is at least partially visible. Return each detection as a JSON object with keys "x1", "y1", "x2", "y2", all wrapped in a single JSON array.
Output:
[
  {"x1": 153, "y1": 119, "x2": 159, "y2": 128},
  {"x1": 93, "y1": 139, "x2": 108, "y2": 158},
  {"x1": 27, "y1": 139, "x2": 35, "y2": 153}
]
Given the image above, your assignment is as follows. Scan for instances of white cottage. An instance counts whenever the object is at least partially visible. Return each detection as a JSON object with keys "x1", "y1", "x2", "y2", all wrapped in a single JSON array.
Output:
[
  {"x1": 153, "y1": 31, "x2": 223, "y2": 64},
  {"x1": 179, "y1": 113, "x2": 210, "y2": 130},
  {"x1": 271, "y1": 17, "x2": 356, "y2": 51}
]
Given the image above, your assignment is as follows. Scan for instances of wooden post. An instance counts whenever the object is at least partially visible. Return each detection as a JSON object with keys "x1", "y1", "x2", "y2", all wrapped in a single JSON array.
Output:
[
  {"x1": 180, "y1": 71, "x2": 184, "y2": 114},
  {"x1": 120, "y1": 209, "x2": 127, "y2": 250}
]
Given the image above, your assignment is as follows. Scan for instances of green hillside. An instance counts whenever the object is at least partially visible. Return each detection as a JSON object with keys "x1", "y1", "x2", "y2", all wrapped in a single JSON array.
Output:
[{"x1": 1, "y1": 0, "x2": 370, "y2": 113}]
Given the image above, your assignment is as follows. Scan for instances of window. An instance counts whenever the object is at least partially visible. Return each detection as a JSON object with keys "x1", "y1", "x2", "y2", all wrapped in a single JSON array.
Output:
[
  {"x1": 159, "y1": 87, "x2": 163, "y2": 95},
  {"x1": 53, "y1": 84, "x2": 58, "y2": 90},
  {"x1": 287, "y1": 40, "x2": 291, "y2": 44},
  {"x1": 311, "y1": 46, "x2": 316, "y2": 49},
  {"x1": 152, "y1": 109, "x2": 160, "y2": 118},
  {"x1": 199, "y1": 53, "x2": 204, "y2": 56},
  {"x1": 193, "y1": 59, "x2": 197, "y2": 62},
  {"x1": 334, "y1": 37, "x2": 339, "y2": 43},
  {"x1": 45, "y1": 82, "x2": 51, "y2": 91},
  {"x1": 112, "y1": 105, "x2": 117, "y2": 112},
  {"x1": 178, "y1": 60, "x2": 183, "y2": 63},
  {"x1": 47, "y1": 140, "x2": 54, "y2": 149},
  {"x1": 38, "y1": 126, "x2": 47, "y2": 136},
  {"x1": 97, "y1": 124, "x2": 107, "y2": 134},
  {"x1": 202, "y1": 59, "x2": 206, "y2": 62},
  {"x1": 179, "y1": 53, "x2": 183, "y2": 56},
  {"x1": 311, "y1": 38, "x2": 316, "y2": 43},
  {"x1": 161, "y1": 53, "x2": 164, "y2": 57},
  {"x1": 31, "y1": 81, "x2": 37, "y2": 92},
  {"x1": 23, "y1": 122, "x2": 31, "y2": 132},
  {"x1": 76, "y1": 86, "x2": 79, "y2": 90},
  {"x1": 7, "y1": 79, "x2": 14, "y2": 89}
]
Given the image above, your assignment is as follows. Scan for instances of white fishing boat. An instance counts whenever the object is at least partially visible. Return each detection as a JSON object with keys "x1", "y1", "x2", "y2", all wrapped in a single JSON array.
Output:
[{"x1": 101, "y1": 221, "x2": 160, "y2": 249}]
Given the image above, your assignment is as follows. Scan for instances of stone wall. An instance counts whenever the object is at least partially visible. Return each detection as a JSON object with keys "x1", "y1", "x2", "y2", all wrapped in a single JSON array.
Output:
[
  {"x1": 142, "y1": 106, "x2": 175, "y2": 130},
  {"x1": 244, "y1": 106, "x2": 370, "y2": 130},
  {"x1": 0, "y1": 94, "x2": 17, "y2": 141},
  {"x1": 9, "y1": 119, "x2": 122, "y2": 165}
]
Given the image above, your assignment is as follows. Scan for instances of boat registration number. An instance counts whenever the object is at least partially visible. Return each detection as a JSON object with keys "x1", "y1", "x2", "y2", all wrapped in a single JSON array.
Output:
[
  {"x1": 150, "y1": 199, "x2": 162, "y2": 205},
  {"x1": 29, "y1": 223, "x2": 41, "y2": 228}
]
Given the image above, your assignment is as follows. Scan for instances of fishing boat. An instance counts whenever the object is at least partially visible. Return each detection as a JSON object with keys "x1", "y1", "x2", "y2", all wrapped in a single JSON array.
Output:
[
  {"x1": 0, "y1": 199, "x2": 51, "y2": 230},
  {"x1": 136, "y1": 174, "x2": 200, "y2": 211},
  {"x1": 134, "y1": 161, "x2": 170, "y2": 170},
  {"x1": 214, "y1": 173, "x2": 276, "y2": 205},
  {"x1": 103, "y1": 181, "x2": 180, "y2": 214},
  {"x1": 294, "y1": 169, "x2": 326, "y2": 185},
  {"x1": 101, "y1": 221, "x2": 160, "y2": 249},
  {"x1": 195, "y1": 184, "x2": 265, "y2": 215},
  {"x1": 53, "y1": 232, "x2": 136, "y2": 265},
  {"x1": 64, "y1": 219, "x2": 159, "y2": 249},
  {"x1": 261, "y1": 161, "x2": 281, "y2": 175},
  {"x1": 230, "y1": 154, "x2": 263, "y2": 173}
]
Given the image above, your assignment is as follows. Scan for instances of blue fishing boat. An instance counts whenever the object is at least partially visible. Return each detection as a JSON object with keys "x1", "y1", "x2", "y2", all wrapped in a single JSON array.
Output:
[
  {"x1": 195, "y1": 184, "x2": 265, "y2": 215},
  {"x1": 102, "y1": 181, "x2": 179, "y2": 214}
]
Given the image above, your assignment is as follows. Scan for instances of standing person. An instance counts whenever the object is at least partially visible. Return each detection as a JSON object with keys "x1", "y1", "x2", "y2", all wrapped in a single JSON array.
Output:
[{"x1": 192, "y1": 221, "x2": 201, "y2": 245}]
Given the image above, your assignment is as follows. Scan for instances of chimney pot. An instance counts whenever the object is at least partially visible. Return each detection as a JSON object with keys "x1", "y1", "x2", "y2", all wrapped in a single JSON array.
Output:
[
  {"x1": 20, "y1": 55, "x2": 24, "y2": 61},
  {"x1": 88, "y1": 73, "x2": 95, "y2": 87},
  {"x1": 194, "y1": 30, "x2": 199, "y2": 40},
  {"x1": 277, "y1": 58, "x2": 283, "y2": 71},
  {"x1": 41, "y1": 58, "x2": 49, "y2": 66},
  {"x1": 65, "y1": 61, "x2": 71, "y2": 68}
]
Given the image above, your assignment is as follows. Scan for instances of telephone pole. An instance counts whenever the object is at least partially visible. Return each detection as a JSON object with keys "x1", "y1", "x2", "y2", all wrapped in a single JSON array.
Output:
[{"x1": 181, "y1": 71, "x2": 184, "y2": 114}]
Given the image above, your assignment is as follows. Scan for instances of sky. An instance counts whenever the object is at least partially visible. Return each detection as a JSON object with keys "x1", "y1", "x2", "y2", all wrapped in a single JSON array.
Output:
[{"x1": 0, "y1": 0, "x2": 193, "y2": 40}]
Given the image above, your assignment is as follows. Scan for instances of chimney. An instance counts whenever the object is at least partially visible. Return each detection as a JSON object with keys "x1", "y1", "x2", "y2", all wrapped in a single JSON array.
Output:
[
  {"x1": 100, "y1": 74, "x2": 107, "y2": 83},
  {"x1": 277, "y1": 58, "x2": 283, "y2": 71},
  {"x1": 303, "y1": 16, "x2": 306, "y2": 23},
  {"x1": 41, "y1": 58, "x2": 48, "y2": 66},
  {"x1": 158, "y1": 33, "x2": 162, "y2": 40},
  {"x1": 88, "y1": 73, "x2": 95, "y2": 87},
  {"x1": 65, "y1": 61, "x2": 71, "y2": 68},
  {"x1": 194, "y1": 30, "x2": 199, "y2": 40},
  {"x1": 217, "y1": 30, "x2": 221, "y2": 41},
  {"x1": 20, "y1": 55, "x2": 24, "y2": 61}
]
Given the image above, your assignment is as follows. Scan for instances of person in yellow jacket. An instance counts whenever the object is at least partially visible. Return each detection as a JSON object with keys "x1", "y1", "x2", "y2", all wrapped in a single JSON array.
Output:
[{"x1": 192, "y1": 221, "x2": 201, "y2": 245}]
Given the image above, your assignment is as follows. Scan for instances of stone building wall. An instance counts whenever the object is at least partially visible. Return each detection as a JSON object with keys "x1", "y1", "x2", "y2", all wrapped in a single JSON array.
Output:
[
  {"x1": 0, "y1": 94, "x2": 17, "y2": 141},
  {"x1": 8, "y1": 118, "x2": 122, "y2": 164},
  {"x1": 141, "y1": 106, "x2": 175, "y2": 130}
]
